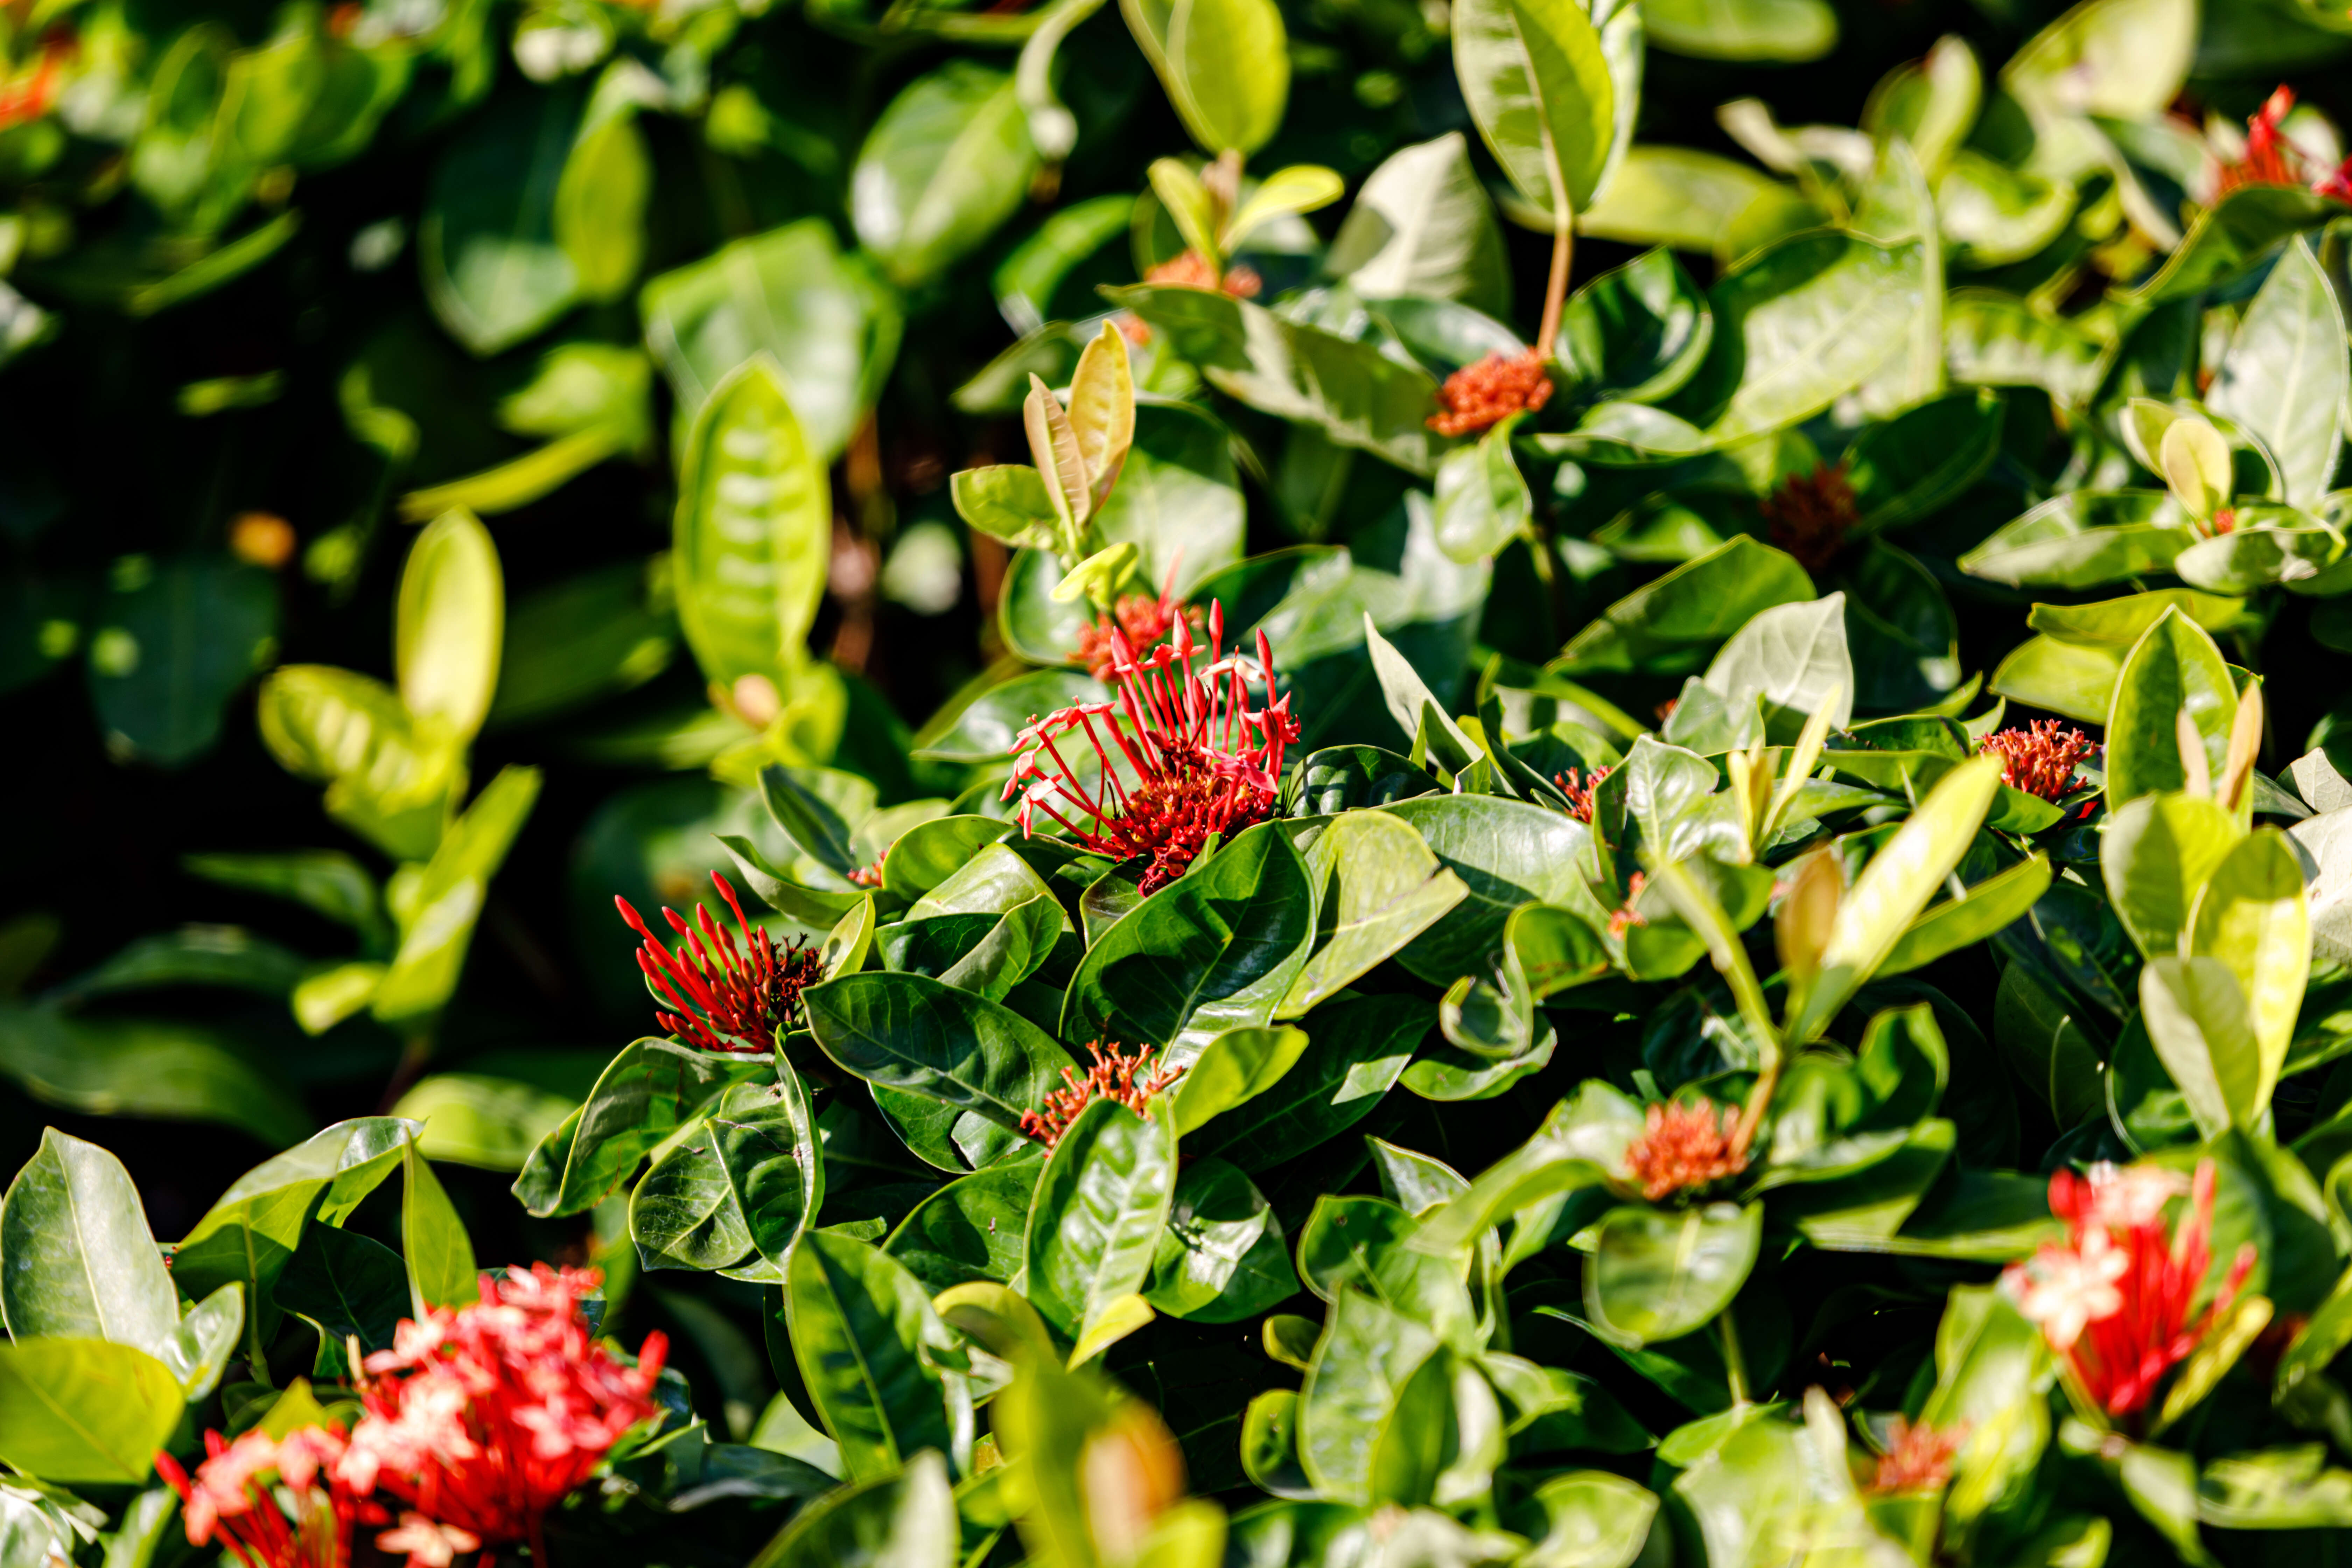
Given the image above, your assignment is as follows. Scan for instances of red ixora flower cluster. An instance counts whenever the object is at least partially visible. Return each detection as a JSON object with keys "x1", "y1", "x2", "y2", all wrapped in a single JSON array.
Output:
[
  {"x1": 1980, "y1": 720, "x2": 2100, "y2": 804},
  {"x1": 153, "y1": 1268, "x2": 661, "y2": 1568},
  {"x1": 2218, "y1": 86, "x2": 2352, "y2": 201},
  {"x1": 1022, "y1": 1041, "x2": 1186, "y2": 1149},
  {"x1": 1072, "y1": 570, "x2": 1205, "y2": 682},
  {"x1": 1762, "y1": 463, "x2": 1859, "y2": 574},
  {"x1": 2004, "y1": 1161, "x2": 2255, "y2": 1421},
  {"x1": 615, "y1": 872, "x2": 824, "y2": 1053},
  {"x1": 1869, "y1": 1416, "x2": 1968, "y2": 1493},
  {"x1": 0, "y1": 35, "x2": 71, "y2": 130},
  {"x1": 1006, "y1": 601, "x2": 1298, "y2": 894},
  {"x1": 339, "y1": 1266, "x2": 668, "y2": 1561},
  {"x1": 1555, "y1": 765, "x2": 1612, "y2": 824},
  {"x1": 1428, "y1": 349, "x2": 1554, "y2": 437},
  {"x1": 1622, "y1": 1094, "x2": 1748, "y2": 1201}
]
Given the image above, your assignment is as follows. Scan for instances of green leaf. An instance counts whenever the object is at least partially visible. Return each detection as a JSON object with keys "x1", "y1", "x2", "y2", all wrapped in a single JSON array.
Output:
[
  {"x1": 1113, "y1": 285, "x2": 1448, "y2": 475},
  {"x1": 1451, "y1": 0, "x2": 1616, "y2": 218},
  {"x1": 1325, "y1": 132, "x2": 1512, "y2": 316},
  {"x1": 805, "y1": 971, "x2": 1076, "y2": 1133},
  {"x1": 1578, "y1": 145, "x2": 1820, "y2": 265},
  {"x1": 1146, "y1": 1155, "x2": 1296, "y2": 1321},
  {"x1": 1167, "y1": 1024, "x2": 1310, "y2": 1137},
  {"x1": 161, "y1": 1283, "x2": 244, "y2": 1401},
  {"x1": 745, "y1": 1448, "x2": 955, "y2": 1568},
  {"x1": 1553, "y1": 535, "x2": 1813, "y2": 677},
  {"x1": 880, "y1": 817, "x2": 1011, "y2": 902},
  {"x1": 1521, "y1": 1470, "x2": 1660, "y2": 1566},
  {"x1": 388, "y1": 1071, "x2": 583, "y2": 1171},
  {"x1": 2002, "y1": 0, "x2": 2196, "y2": 120},
  {"x1": 87, "y1": 555, "x2": 278, "y2": 768},
  {"x1": 672, "y1": 357, "x2": 831, "y2": 690},
  {"x1": 2102, "y1": 792, "x2": 2240, "y2": 959},
  {"x1": 401, "y1": 1135, "x2": 477, "y2": 1317},
  {"x1": 1879, "y1": 854, "x2": 2052, "y2": 977},
  {"x1": 1121, "y1": 0, "x2": 1289, "y2": 156},
  {"x1": 1432, "y1": 418, "x2": 1531, "y2": 565},
  {"x1": 372, "y1": 765, "x2": 542, "y2": 1026},
  {"x1": 2125, "y1": 186, "x2": 2343, "y2": 307},
  {"x1": 420, "y1": 88, "x2": 582, "y2": 355},
  {"x1": 915, "y1": 667, "x2": 1104, "y2": 763},
  {"x1": 640, "y1": 219, "x2": 899, "y2": 463},
  {"x1": 1281, "y1": 811, "x2": 1467, "y2": 1017},
  {"x1": 1935, "y1": 152, "x2": 2074, "y2": 268},
  {"x1": 1641, "y1": 0, "x2": 1835, "y2": 62},
  {"x1": 0, "y1": 1130, "x2": 178, "y2": 1353},
  {"x1": 2187, "y1": 829, "x2": 2308, "y2": 1109},
  {"x1": 1297, "y1": 1196, "x2": 1475, "y2": 1338},
  {"x1": 1794, "y1": 755, "x2": 2002, "y2": 1042},
  {"x1": 884, "y1": 1160, "x2": 1040, "y2": 1290},
  {"x1": 553, "y1": 113, "x2": 650, "y2": 305},
  {"x1": 0, "y1": 1006, "x2": 313, "y2": 1148},
  {"x1": 783, "y1": 1231, "x2": 971, "y2": 1482},
  {"x1": 395, "y1": 508, "x2": 503, "y2": 746},
  {"x1": 2141, "y1": 956, "x2": 2262, "y2": 1138},
  {"x1": 182, "y1": 850, "x2": 385, "y2": 941},
  {"x1": 630, "y1": 1065, "x2": 824, "y2": 1280},
  {"x1": 1379, "y1": 794, "x2": 1606, "y2": 981},
  {"x1": 951, "y1": 465, "x2": 1059, "y2": 552},
  {"x1": 1297, "y1": 1289, "x2": 1443, "y2": 1504},
  {"x1": 1555, "y1": 247, "x2": 1714, "y2": 405},
  {"x1": 1188, "y1": 992, "x2": 1428, "y2": 1169},
  {"x1": 276, "y1": 1226, "x2": 407, "y2": 1358},
  {"x1": 852, "y1": 64, "x2": 1038, "y2": 288},
  {"x1": 0, "y1": 1340, "x2": 184, "y2": 1484},
  {"x1": 1062, "y1": 820, "x2": 1314, "y2": 1054},
  {"x1": 257, "y1": 665, "x2": 457, "y2": 861},
  {"x1": 1226, "y1": 164, "x2": 1346, "y2": 251},
  {"x1": 1944, "y1": 289, "x2": 2106, "y2": 406},
  {"x1": 1666, "y1": 232, "x2": 1926, "y2": 444},
  {"x1": 513, "y1": 1040, "x2": 770, "y2": 1218},
  {"x1": 1583, "y1": 1202, "x2": 1761, "y2": 1347},
  {"x1": 1024, "y1": 1097, "x2": 1180, "y2": 1339},
  {"x1": 1701, "y1": 593, "x2": 1852, "y2": 731},
  {"x1": 1847, "y1": 387, "x2": 2004, "y2": 531},
  {"x1": 2105, "y1": 607, "x2": 2239, "y2": 814}
]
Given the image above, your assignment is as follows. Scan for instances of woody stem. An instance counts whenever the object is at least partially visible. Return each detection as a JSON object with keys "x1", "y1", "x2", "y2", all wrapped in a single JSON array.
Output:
[
  {"x1": 1728, "y1": 1057, "x2": 1780, "y2": 1164},
  {"x1": 1535, "y1": 212, "x2": 1573, "y2": 362}
]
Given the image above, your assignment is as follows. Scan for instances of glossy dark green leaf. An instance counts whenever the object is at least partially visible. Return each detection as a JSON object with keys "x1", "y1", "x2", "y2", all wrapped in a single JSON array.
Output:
[
  {"x1": 86, "y1": 555, "x2": 277, "y2": 768},
  {"x1": 631, "y1": 1065, "x2": 823, "y2": 1280},
  {"x1": 1432, "y1": 418, "x2": 1530, "y2": 566},
  {"x1": 1959, "y1": 491, "x2": 2188, "y2": 589},
  {"x1": 1296, "y1": 1195, "x2": 1474, "y2": 1338},
  {"x1": 805, "y1": 971, "x2": 1075, "y2": 1135},
  {"x1": 1290, "y1": 747, "x2": 1440, "y2": 816},
  {"x1": 401, "y1": 1136, "x2": 477, "y2": 1316},
  {"x1": 1145, "y1": 1155, "x2": 1296, "y2": 1322},
  {"x1": 1552, "y1": 535, "x2": 1813, "y2": 677},
  {"x1": 275, "y1": 1225, "x2": 407, "y2": 1357},
  {"x1": 913, "y1": 667, "x2": 1102, "y2": 763},
  {"x1": 784, "y1": 1231, "x2": 972, "y2": 1482},
  {"x1": 880, "y1": 816, "x2": 1011, "y2": 902},
  {"x1": 1023, "y1": 1097, "x2": 1178, "y2": 1338},
  {"x1": 0, "y1": 1129, "x2": 178, "y2": 1352},
  {"x1": 1282, "y1": 809, "x2": 1467, "y2": 1017},
  {"x1": 883, "y1": 1158, "x2": 1040, "y2": 1290},
  {"x1": 1846, "y1": 387, "x2": 2002, "y2": 531},
  {"x1": 1188, "y1": 992, "x2": 1429, "y2": 1169},
  {"x1": 1062, "y1": 820, "x2": 1314, "y2": 1053},
  {"x1": 513, "y1": 1040, "x2": 770, "y2": 1218},
  {"x1": 1555, "y1": 247, "x2": 1713, "y2": 405},
  {"x1": 1378, "y1": 795, "x2": 1603, "y2": 981},
  {"x1": 1296, "y1": 1288, "x2": 1442, "y2": 1504},
  {"x1": 1122, "y1": 0, "x2": 1289, "y2": 156}
]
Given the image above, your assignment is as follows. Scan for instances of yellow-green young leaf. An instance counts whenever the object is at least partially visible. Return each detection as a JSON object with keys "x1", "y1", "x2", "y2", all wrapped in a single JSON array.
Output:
[
  {"x1": 2154, "y1": 1293, "x2": 2271, "y2": 1436},
  {"x1": 553, "y1": 112, "x2": 650, "y2": 304},
  {"x1": 1067, "y1": 323, "x2": 1136, "y2": 517},
  {"x1": 821, "y1": 895, "x2": 878, "y2": 979},
  {"x1": 2105, "y1": 607, "x2": 2239, "y2": 815},
  {"x1": 1068, "y1": 1292, "x2": 1155, "y2": 1366},
  {"x1": 1171, "y1": 1024, "x2": 1310, "y2": 1135},
  {"x1": 1452, "y1": 0, "x2": 1617, "y2": 219},
  {"x1": 1878, "y1": 853, "x2": 2051, "y2": 977},
  {"x1": 2140, "y1": 955, "x2": 2261, "y2": 1136},
  {"x1": 1053, "y1": 540, "x2": 1140, "y2": 604},
  {"x1": 2159, "y1": 415, "x2": 2231, "y2": 520},
  {"x1": 1795, "y1": 755, "x2": 2001, "y2": 1042},
  {"x1": 371, "y1": 766, "x2": 542, "y2": 1026},
  {"x1": 1148, "y1": 157, "x2": 1222, "y2": 262},
  {"x1": 1225, "y1": 164, "x2": 1346, "y2": 250},
  {"x1": 402, "y1": 1136, "x2": 478, "y2": 1317},
  {"x1": 672, "y1": 356, "x2": 831, "y2": 689},
  {"x1": 0, "y1": 1340, "x2": 185, "y2": 1484},
  {"x1": 2100, "y1": 793, "x2": 2239, "y2": 960},
  {"x1": 1151, "y1": 0, "x2": 1289, "y2": 156},
  {"x1": 1024, "y1": 372, "x2": 1091, "y2": 536},
  {"x1": 396, "y1": 510, "x2": 503, "y2": 745},
  {"x1": 2188, "y1": 828, "x2": 2308, "y2": 1107}
]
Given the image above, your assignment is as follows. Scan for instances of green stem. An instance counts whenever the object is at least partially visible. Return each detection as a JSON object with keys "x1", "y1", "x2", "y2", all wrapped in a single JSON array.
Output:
[
  {"x1": 1719, "y1": 1309, "x2": 1751, "y2": 1407},
  {"x1": 1535, "y1": 213, "x2": 1574, "y2": 362}
]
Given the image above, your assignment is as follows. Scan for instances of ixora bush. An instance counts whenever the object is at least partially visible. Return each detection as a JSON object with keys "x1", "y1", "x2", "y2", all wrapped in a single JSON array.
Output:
[{"x1": 20, "y1": 0, "x2": 2352, "y2": 1561}]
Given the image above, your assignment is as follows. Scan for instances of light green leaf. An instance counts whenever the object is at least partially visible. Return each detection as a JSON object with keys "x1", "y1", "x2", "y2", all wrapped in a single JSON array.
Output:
[
  {"x1": 372, "y1": 765, "x2": 541, "y2": 1026},
  {"x1": 1451, "y1": 0, "x2": 1617, "y2": 218},
  {"x1": 1642, "y1": 0, "x2": 1835, "y2": 62},
  {"x1": 395, "y1": 508, "x2": 503, "y2": 745},
  {"x1": 852, "y1": 64, "x2": 1039, "y2": 288},
  {"x1": 2210, "y1": 237, "x2": 2348, "y2": 511},
  {"x1": 0, "y1": 1340, "x2": 184, "y2": 1484},
  {"x1": 1584, "y1": 1202, "x2": 1761, "y2": 1346},
  {"x1": 1024, "y1": 1098, "x2": 1180, "y2": 1339},
  {"x1": 0, "y1": 1130, "x2": 178, "y2": 1353}
]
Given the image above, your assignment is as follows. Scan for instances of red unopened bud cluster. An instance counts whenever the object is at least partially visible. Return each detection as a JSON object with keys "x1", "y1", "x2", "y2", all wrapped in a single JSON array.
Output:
[
  {"x1": 1555, "y1": 765, "x2": 1611, "y2": 825},
  {"x1": 1428, "y1": 349, "x2": 1554, "y2": 437},
  {"x1": 1608, "y1": 871, "x2": 1650, "y2": 941},
  {"x1": 615, "y1": 872, "x2": 825, "y2": 1053},
  {"x1": 1622, "y1": 1095, "x2": 1748, "y2": 1201},
  {"x1": 1980, "y1": 720, "x2": 2099, "y2": 803},
  {"x1": 156, "y1": 1266, "x2": 666, "y2": 1568},
  {"x1": 1022, "y1": 1041, "x2": 1186, "y2": 1149},
  {"x1": 1007, "y1": 598, "x2": 1297, "y2": 894},
  {"x1": 1762, "y1": 462, "x2": 1858, "y2": 574}
]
